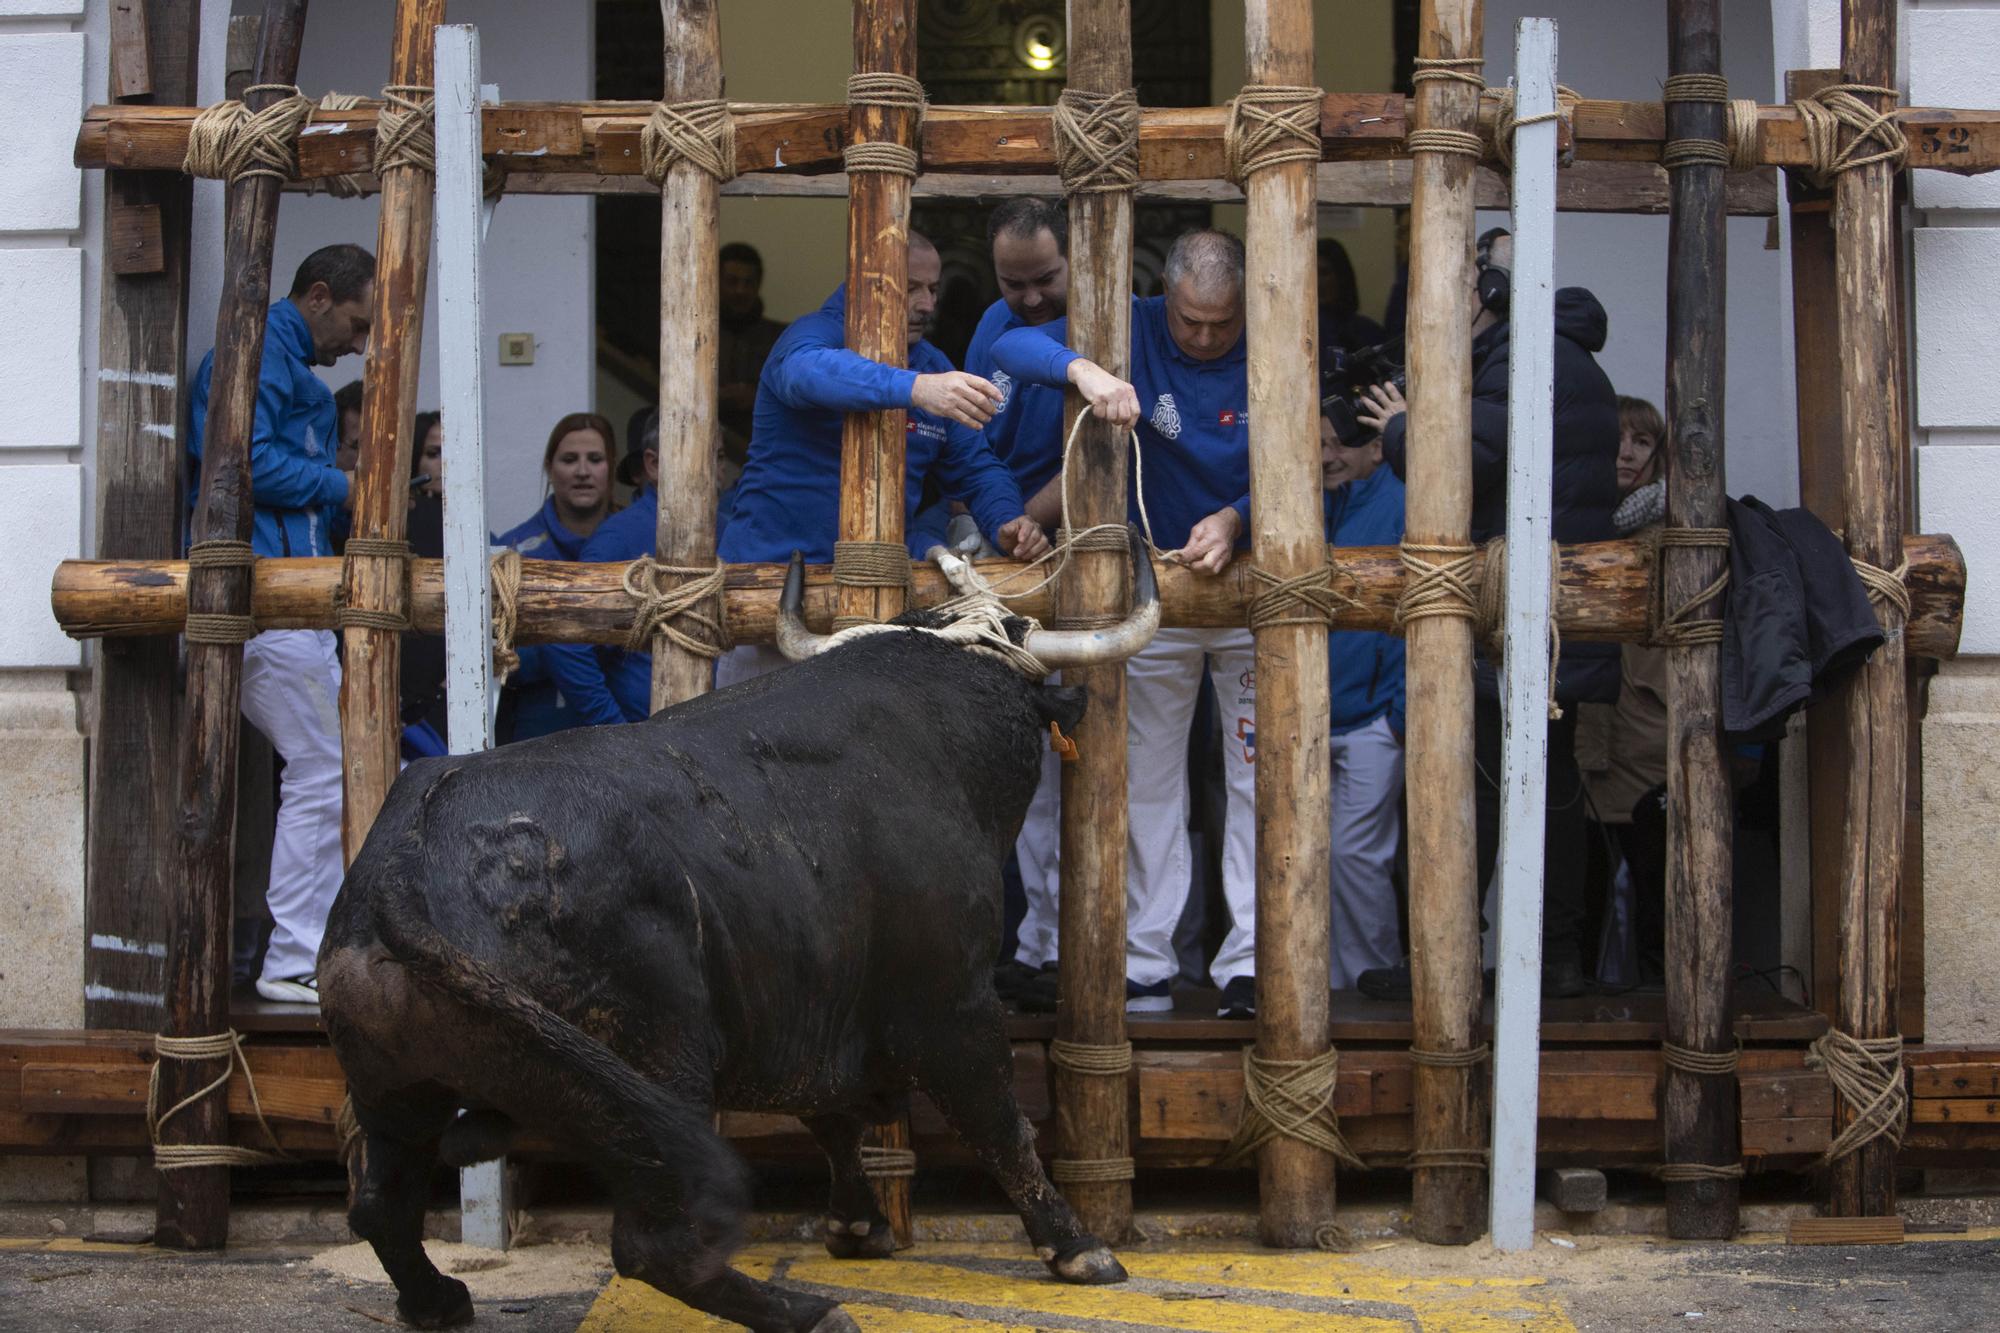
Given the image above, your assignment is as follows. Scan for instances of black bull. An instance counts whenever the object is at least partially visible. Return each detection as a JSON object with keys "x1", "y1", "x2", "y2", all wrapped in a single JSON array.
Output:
[{"x1": 320, "y1": 540, "x2": 1158, "y2": 1332}]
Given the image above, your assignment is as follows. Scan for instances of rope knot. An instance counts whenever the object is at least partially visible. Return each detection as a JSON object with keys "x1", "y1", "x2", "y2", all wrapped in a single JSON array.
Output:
[
  {"x1": 1794, "y1": 84, "x2": 1907, "y2": 185},
  {"x1": 490, "y1": 548, "x2": 522, "y2": 680},
  {"x1": 375, "y1": 84, "x2": 437, "y2": 176},
  {"x1": 622, "y1": 558, "x2": 729, "y2": 658},
  {"x1": 641, "y1": 98, "x2": 736, "y2": 186},
  {"x1": 1396, "y1": 543, "x2": 1478, "y2": 628},
  {"x1": 1216, "y1": 1045, "x2": 1363, "y2": 1171},
  {"x1": 858, "y1": 1145, "x2": 916, "y2": 1179},
  {"x1": 1225, "y1": 85, "x2": 1324, "y2": 182},
  {"x1": 845, "y1": 73, "x2": 925, "y2": 178},
  {"x1": 182, "y1": 84, "x2": 314, "y2": 183},
  {"x1": 1053, "y1": 87, "x2": 1140, "y2": 195},
  {"x1": 1247, "y1": 562, "x2": 1362, "y2": 631},
  {"x1": 338, "y1": 538, "x2": 414, "y2": 632},
  {"x1": 1653, "y1": 526, "x2": 1731, "y2": 647},
  {"x1": 149, "y1": 1030, "x2": 288, "y2": 1171},
  {"x1": 1806, "y1": 1030, "x2": 1907, "y2": 1164},
  {"x1": 1488, "y1": 84, "x2": 1581, "y2": 168},
  {"x1": 1851, "y1": 556, "x2": 1911, "y2": 623}
]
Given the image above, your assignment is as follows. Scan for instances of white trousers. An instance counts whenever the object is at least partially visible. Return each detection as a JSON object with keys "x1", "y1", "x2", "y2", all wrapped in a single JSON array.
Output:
[
  {"x1": 1126, "y1": 627, "x2": 1257, "y2": 988},
  {"x1": 238, "y1": 629, "x2": 344, "y2": 985},
  {"x1": 1012, "y1": 718, "x2": 1063, "y2": 968},
  {"x1": 1328, "y1": 714, "x2": 1405, "y2": 989}
]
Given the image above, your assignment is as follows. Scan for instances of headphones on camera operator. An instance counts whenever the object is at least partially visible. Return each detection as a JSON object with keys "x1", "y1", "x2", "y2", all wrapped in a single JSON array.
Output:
[{"x1": 1475, "y1": 225, "x2": 1512, "y2": 318}]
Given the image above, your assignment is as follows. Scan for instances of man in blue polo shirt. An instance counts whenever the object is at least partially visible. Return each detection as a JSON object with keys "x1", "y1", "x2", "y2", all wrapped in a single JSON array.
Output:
[
  {"x1": 714, "y1": 231, "x2": 1049, "y2": 687},
  {"x1": 188, "y1": 242, "x2": 374, "y2": 1005},
  {"x1": 991, "y1": 228, "x2": 1259, "y2": 1019}
]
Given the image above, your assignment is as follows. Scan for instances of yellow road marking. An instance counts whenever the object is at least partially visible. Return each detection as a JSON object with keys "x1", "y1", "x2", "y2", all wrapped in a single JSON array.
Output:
[
  {"x1": 0, "y1": 1238, "x2": 157, "y2": 1255},
  {"x1": 577, "y1": 1257, "x2": 778, "y2": 1331}
]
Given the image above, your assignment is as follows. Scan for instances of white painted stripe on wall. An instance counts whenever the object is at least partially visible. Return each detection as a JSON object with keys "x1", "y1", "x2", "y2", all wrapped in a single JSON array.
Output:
[{"x1": 90, "y1": 933, "x2": 168, "y2": 958}]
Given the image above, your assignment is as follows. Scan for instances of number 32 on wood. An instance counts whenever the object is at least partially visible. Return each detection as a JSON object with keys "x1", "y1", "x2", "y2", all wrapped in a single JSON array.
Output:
[{"x1": 1917, "y1": 125, "x2": 1972, "y2": 156}]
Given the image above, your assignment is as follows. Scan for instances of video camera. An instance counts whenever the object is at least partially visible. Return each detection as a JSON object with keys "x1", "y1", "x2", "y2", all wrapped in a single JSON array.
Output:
[{"x1": 1319, "y1": 341, "x2": 1406, "y2": 447}]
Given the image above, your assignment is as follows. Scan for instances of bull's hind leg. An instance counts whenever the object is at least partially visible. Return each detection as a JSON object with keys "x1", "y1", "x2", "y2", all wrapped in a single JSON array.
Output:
[
  {"x1": 611, "y1": 1202, "x2": 857, "y2": 1333},
  {"x1": 345, "y1": 1089, "x2": 472, "y2": 1329},
  {"x1": 913, "y1": 1014, "x2": 1127, "y2": 1285},
  {"x1": 802, "y1": 1113, "x2": 897, "y2": 1259}
]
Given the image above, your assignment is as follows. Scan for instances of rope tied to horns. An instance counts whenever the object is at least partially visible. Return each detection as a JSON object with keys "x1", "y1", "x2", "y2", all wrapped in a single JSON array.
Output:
[
  {"x1": 1225, "y1": 84, "x2": 1325, "y2": 183},
  {"x1": 859, "y1": 1145, "x2": 916, "y2": 1179},
  {"x1": 1215, "y1": 1046, "x2": 1365, "y2": 1172},
  {"x1": 149, "y1": 1030, "x2": 289, "y2": 1171},
  {"x1": 641, "y1": 98, "x2": 736, "y2": 186},
  {"x1": 1653, "y1": 526, "x2": 1731, "y2": 647},
  {"x1": 622, "y1": 558, "x2": 728, "y2": 658},
  {"x1": 1660, "y1": 73, "x2": 1761, "y2": 173},
  {"x1": 844, "y1": 73, "x2": 925, "y2": 178},
  {"x1": 183, "y1": 540, "x2": 260, "y2": 645},
  {"x1": 1053, "y1": 87, "x2": 1140, "y2": 195},
  {"x1": 1794, "y1": 84, "x2": 1907, "y2": 186},
  {"x1": 1807, "y1": 1030, "x2": 1908, "y2": 1165},
  {"x1": 1408, "y1": 57, "x2": 1486, "y2": 161},
  {"x1": 1489, "y1": 84, "x2": 1582, "y2": 169},
  {"x1": 1853, "y1": 556, "x2": 1911, "y2": 623},
  {"x1": 1476, "y1": 537, "x2": 1565, "y2": 720},
  {"x1": 183, "y1": 84, "x2": 314, "y2": 183},
  {"x1": 489, "y1": 547, "x2": 522, "y2": 681},
  {"x1": 1396, "y1": 543, "x2": 1479, "y2": 628},
  {"x1": 375, "y1": 84, "x2": 437, "y2": 176},
  {"x1": 337, "y1": 537, "x2": 414, "y2": 632},
  {"x1": 1049, "y1": 1039, "x2": 1132, "y2": 1077}
]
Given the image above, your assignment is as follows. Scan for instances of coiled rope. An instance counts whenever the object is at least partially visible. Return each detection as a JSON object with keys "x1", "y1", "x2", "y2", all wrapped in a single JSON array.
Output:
[
  {"x1": 148, "y1": 1030, "x2": 289, "y2": 1171},
  {"x1": 183, "y1": 84, "x2": 314, "y2": 183}
]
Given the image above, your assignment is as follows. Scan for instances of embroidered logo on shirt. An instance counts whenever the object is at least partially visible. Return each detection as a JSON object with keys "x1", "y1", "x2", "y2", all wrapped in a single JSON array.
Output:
[
  {"x1": 1150, "y1": 393, "x2": 1183, "y2": 440},
  {"x1": 990, "y1": 367, "x2": 1013, "y2": 410},
  {"x1": 906, "y1": 417, "x2": 946, "y2": 442},
  {"x1": 1219, "y1": 408, "x2": 1248, "y2": 428}
]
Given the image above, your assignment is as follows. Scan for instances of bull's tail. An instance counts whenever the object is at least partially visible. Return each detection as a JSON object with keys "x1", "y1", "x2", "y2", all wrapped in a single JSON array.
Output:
[{"x1": 359, "y1": 853, "x2": 748, "y2": 1241}]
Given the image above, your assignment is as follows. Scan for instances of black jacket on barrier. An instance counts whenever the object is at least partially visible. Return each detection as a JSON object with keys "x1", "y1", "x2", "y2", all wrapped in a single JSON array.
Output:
[{"x1": 1381, "y1": 287, "x2": 1623, "y2": 704}]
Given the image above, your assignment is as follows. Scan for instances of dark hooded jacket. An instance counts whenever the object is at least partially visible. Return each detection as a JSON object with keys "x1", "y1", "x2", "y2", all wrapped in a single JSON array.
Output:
[{"x1": 1380, "y1": 287, "x2": 1623, "y2": 703}]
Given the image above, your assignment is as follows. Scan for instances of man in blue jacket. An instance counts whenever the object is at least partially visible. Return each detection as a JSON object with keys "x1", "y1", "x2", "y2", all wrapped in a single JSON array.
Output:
[
  {"x1": 990, "y1": 228, "x2": 1260, "y2": 1019},
  {"x1": 1319, "y1": 418, "x2": 1408, "y2": 991},
  {"x1": 187, "y1": 243, "x2": 374, "y2": 1005},
  {"x1": 714, "y1": 232, "x2": 1049, "y2": 686}
]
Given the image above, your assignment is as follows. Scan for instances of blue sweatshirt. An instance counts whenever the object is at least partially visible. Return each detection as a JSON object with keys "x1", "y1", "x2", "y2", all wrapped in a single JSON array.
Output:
[
  {"x1": 545, "y1": 488, "x2": 658, "y2": 726},
  {"x1": 717, "y1": 287, "x2": 1026, "y2": 566},
  {"x1": 494, "y1": 496, "x2": 604, "y2": 740},
  {"x1": 1325, "y1": 467, "x2": 1407, "y2": 738},
  {"x1": 188, "y1": 299, "x2": 351, "y2": 558},
  {"x1": 964, "y1": 299, "x2": 1068, "y2": 498},
  {"x1": 990, "y1": 295, "x2": 1252, "y2": 550}
]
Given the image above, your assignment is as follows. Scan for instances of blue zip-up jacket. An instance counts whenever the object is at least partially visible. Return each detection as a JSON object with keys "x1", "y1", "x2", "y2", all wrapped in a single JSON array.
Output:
[
  {"x1": 545, "y1": 488, "x2": 658, "y2": 726},
  {"x1": 188, "y1": 299, "x2": 350, "y2": 558},
  {"x1": 965, "y1": 299, "x2": 1067, "y2": 497},
  {"x1": 1325, "y1": 468, "x2": 1407, "y2": 738},
  {"x1": 494, "y1": 496, "x2": 602, "y2": 740},
  {"x1": 717, "y1": 287, "x2": 1026, "y2": 565},
  {"x1": 991, "y1": 295, "x2": 1251, "y2": 550}
]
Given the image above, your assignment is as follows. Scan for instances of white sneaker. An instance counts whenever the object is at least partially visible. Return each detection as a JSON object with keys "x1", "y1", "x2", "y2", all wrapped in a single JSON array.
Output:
[{"x1": 255, "y1": 974, "x2": 319, "y2": 1005}]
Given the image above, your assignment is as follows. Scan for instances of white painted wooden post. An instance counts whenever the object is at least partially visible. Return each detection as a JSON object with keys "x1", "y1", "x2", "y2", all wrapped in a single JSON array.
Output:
[
  {"x1": 1489, "y1": 16, "x2": 1560, "y2": 1253},
  {"x1": 436, "y1": 22, "x2": 511, "y2": 1252}
]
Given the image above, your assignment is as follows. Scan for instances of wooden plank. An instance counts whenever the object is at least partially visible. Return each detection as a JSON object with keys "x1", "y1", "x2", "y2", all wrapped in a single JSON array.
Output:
[
  {"x1": 1909, "y1": 1099, "x2": 2000, "y2": 1124},
  {"x1": 1788, "y1": 1216, "x2": 1904, "y2": 1245},
  {"x1": 1741, "y1": 1115, "x2": 1831, "y2": 1158},
  {"x1": 1739, "y1": 1068, "x2": 1834, "y2": 1121},
  {"x1": 21, "y1": 1063, "x2": 344, "y2": 1126},
  {"x1": 1910, "y1": 1061, "x2": 2000, "y2": 1099},
  {"x1": 106, "y1": 200, "x2": 165, "y2": 275},
  {"x1": 109, "y1": 0, "x2": 153, "y2": 100}
]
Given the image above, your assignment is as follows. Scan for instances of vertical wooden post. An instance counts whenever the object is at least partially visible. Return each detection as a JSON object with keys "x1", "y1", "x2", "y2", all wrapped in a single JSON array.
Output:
[
  {"x1": 1661, "y1": 0, "x2": 1741, "y2": 1240},
  {"x1": 1052, "y1": 0, "x2": 1135, "y2": 1245},
  {"x1": 844, "y1": 0, "x2": 918, "y2": 1245},
  {"x1": 340, "y1": 0, "x2": 448, "y2": 862},
  {"x1": 1404, "y1": 0, "x2": 1487, "y2": 1246},
  {"x1": 1828, "y1": 0, "x2": 1907, "y2": 1220},
  {"x1": 156, "y1": 0, "x2": 310, "y2": 1252},
  {"x1": 1487, "y1": 16, "x2": 1558, "y2": 1254},
  {"x1": 1240, "y1": 0, "x2": 1334, "y2": 1249},
  {"x1": 650, "y1": 0, "x2": 725, "y2": 711},
  {"x1": 87, "y1": 0, "x2": 201, "y2": 1032}
]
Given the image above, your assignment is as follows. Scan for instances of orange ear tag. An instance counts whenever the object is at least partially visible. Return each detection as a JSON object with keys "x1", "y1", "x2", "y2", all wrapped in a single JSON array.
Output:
[{"x1": 1049, "y1": 721, "x2": 1079, "y2": 762}]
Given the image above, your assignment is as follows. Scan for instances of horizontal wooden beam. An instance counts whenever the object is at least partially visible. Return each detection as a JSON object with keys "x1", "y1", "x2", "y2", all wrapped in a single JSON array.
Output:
[
  {"x1": 48, "y1": 533, "x2": 1967, "y2": 659},
  {"x1": 76, "y1": 96, "x2": 2000, "y2": 185}
]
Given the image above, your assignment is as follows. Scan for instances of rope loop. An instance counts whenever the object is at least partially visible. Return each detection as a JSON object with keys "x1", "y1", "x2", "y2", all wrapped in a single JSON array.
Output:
[
  {"x1": 1806, "y1": 1030, "x2": 1907, "y2": 1165},
  {"x1": 338, "y1": 538, "x2": 414, "y2": 632},
  {"x1": 1049, "y1": 1039, "x2": 1133, "y2": 1077},
  {"x1": 1225, "y1": 85, "x2": 1324, "y2": 183},
  {"x1": 186, "y1": 536, "x2": 260, "y2": 642},
  {"x1": 858, "y1": 1145, "x2": 916, "y2": 1179},
  {"x1": 187, "y1": 540, "x2": 257, "y2": 568},
  {"x1": 1215, "y1": 1046, "x2": 1364, "y2": 1171},
  {"x1": 1661, "y1": 1040, "x2": 1741, "y2": 1076},
  {"x1": 1489, "y1": 84, "x2": 1581, "y2": 168},
  {"x1": 149, "y1": 1030, "x2": 289, "y2": 1171},
  {"x1": 1409, "y1": 1147, "x2": 1490, "y2": 1170},
  {"x1": 832, "y1": 541, "x2": 915, "y2": 594},
  {"x1": 1662, "y1": 73, "x2": 1731, "y2": 103},
  {"x1": 1658, "y1": 1161, "x2": 1746, "y2": 1182},
  {"x1": 375, "y1": 84, "x2": 437, "y2": 176},
  {"x1": 621, "y1": 558, "x2": 729, "y2": 659},
  {"x1": 1051, "y1": 1156, "x2": 1136, "y2": 1184},
  {"x1": 1653, "y1": 526, "x2": 1731, "y2": 648},
  {"x1": 1247, "y1": 563, "x2": 1362, "y2": 631},
  {"x1": 1396, "y1": 543, "x2": 1478, "y2": 628},
  {"x1": 183, "y1": 84, "x2": 314, "y2": 183},
  {"x1": 1409, "y1": 1043, "x2": 1492, "y2": 1069},
  {"x1": 1412, "y1": 57, "x2": 1486, "y2": 90},
  {"x1": 1852, "y1": 556, "x2": 1911, "y2": 623},
  {"x1": 1794, "y1": 84, "x2": 1907, "y2": 185},
  {"x1": 1053, "y1": 87, "x2": 1140, "y2": 195},
  {"x1": 642, "y1": 98, "x2": 736, "y2": 186},
  {"x1": 845, "y1": 73, "x2": 925, "y2": 178},
  {"x1": 490, "y1": 548, "x2": 522, "y2": 681}
]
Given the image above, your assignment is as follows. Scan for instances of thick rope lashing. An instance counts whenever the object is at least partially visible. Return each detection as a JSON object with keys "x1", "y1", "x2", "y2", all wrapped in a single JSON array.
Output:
[
  {"x1": 1807, "y1": 1030, "x2": 1908, "y2": 1165},
  {"x1": 1658, "y1": 1160, "x2": 1747, "y2": 1182},
  {"x1": 1395, "y1": 543, "x2": 1479, "y2": 628},
  {"x1": 148, "y1": 1030, "x2": 289, "y2": 1171},
  {"x1": 1489, "y1": 84, "x2": 1581, "y2": 169},
  {"x1": 305, "y1": 92, "x2": 371, "y2": 197},
  {"x1": 641, "y1": 98, "x2": 736, "y2": 186},
  {"x1": 1247, "y1": 563, "x2": 1364, "y2": 632},
  {"x1": 845, "y1": 72, "x2": 925, "y2": 178},
  {"x1": 621, "y1": 558, "x2": 728, "y2": 658},
  {"x1": 1661, "y1": 1040, "x2": 1742, "y2": 1077},
  {"x1": 337, "y1": 537, "x2": 414, "y2": 632},
  {"x1": 1408, "y1": 58, "x2": 1486, "y2": 162},
  {"x1": 830, "y1": 540, "x2": 914, "y2": 631},
  {"x1": 1052, "y1": 1156, "x2": 1137, "y2": 1184},
  {"x1": 183, "y1": 84, "x2": 314, "y2": 183},
  {"x1": 1225, "y1": 85, "x2": 1325, "y2": 183},
  {"x1": 489, "y1": 547, "x2": 522, "y2": 681},
  {"x1": 1048, "y1": 1039, "x2": 1133, "y2": 1077},
  {"x1": 1409, "y1": 1042, "x2": 1492, "y2": 1069},
  {"x1": 1660, "y1": 74, "x2": 1761, "y2": 173},
  {"x1": 1653, "y1": 526, "x2": 1730, "y2": 648},
  {"x1": 1794, "y1": 84, "x2": 1908, "y2": 186},
  {"x1": 1475, "y1": 537, "x2": 1565, "y2": 719},
  {"x1": 1215, "y1": 1046, "x2": 1365, "y2": 1172},
  {"x1": 183, "y1": 540, "x2": 260, "y2": 645},
  {"x1": 858, "y1": 1145, "x2": 916, "y2": 1179},
  {"x1": 1409, "y1": 1147, "x2": 1492, "y2": 1170},
  {"x1": 1047, "y1": 525, "x2": 1129, "y2": 630},
  {"x1": 1852, "y1": 556, "x2": 1911, "y2": 623},
  {"x1": 374, "y1": 84, "x2": 437, "y2": 176},
  {"x1": 833, "y1": 553, "x2": 1051, "y2": 679},
  {"x1": 1053, "y1": 87, "x2": 1140, "y2": 195},
  {"x1": 1412, "y1": 57, "x2": 1486, "y2": 91}
]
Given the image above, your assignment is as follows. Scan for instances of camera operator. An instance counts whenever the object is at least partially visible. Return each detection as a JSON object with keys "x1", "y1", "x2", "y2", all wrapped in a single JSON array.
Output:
[{"x1": 1349, "y1": 226, "x2": 1622, "y2": 1000}]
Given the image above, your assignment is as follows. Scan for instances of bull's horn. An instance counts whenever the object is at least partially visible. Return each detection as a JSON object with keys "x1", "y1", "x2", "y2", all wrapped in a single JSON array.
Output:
[
  {"x1": 1021, "y1": 525, "x2": 1161, "y2": 668},
  {"x1": 776, "y1": 552, "x2": 836, "y2": 661}
]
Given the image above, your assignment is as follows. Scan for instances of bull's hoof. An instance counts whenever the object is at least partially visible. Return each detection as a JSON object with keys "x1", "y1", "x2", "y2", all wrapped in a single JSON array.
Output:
[
  {"x1": 821, "y1": 1215, "x2": 897, "y2": 1260},
  {"x1": 806, "y1": 1307, "x2": 862, "y2": 1333},
  {"x1": 1048, "y1": 1244, "x2": 1128, "y2": 1286},
  {"x1": 395, "y1": 1276, "x2": 474, "y2": 1329}
]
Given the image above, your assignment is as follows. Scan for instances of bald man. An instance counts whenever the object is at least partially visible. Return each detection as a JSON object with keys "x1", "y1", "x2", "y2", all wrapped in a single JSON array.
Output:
[{"x1": 714, "y1": 233, "x2": 1050, "y2": 686}]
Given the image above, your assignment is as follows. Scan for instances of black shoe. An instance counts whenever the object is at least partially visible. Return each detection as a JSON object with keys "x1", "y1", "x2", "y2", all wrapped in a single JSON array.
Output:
[
  {"x1": 1217, "y1": 976, "x2": 1257, "y2": 1019},
  {"x1": 993, "y1": 959, "x2": 1038, "y2": 1005},
  {"x1": 1357, "y1": 959, "x2": 1414, "y2": 1002},
  {"x1": 1541, "y1": 954, "x2": 1589, "y2": 1000},
  {"x1": 1018, "y1": 962, "x2": 1060, "y2": 1014}
]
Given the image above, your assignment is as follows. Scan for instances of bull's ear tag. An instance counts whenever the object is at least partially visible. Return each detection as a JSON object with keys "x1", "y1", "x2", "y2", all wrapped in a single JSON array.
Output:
[{"x1": 1049, "y1": 721, "x2": 1079, "y2": 762}]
